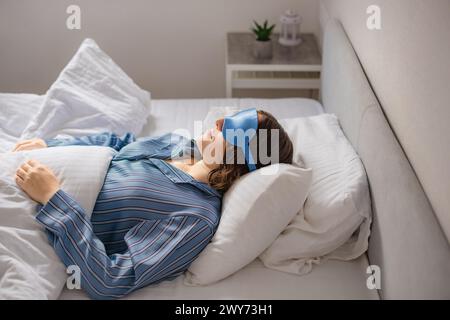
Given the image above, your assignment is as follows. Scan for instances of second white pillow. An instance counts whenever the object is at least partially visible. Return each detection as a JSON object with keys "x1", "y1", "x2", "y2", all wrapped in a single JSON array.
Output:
[
  {"x1": 184, "y1": 163, "x2": 312, "y2": 286},
  {"x1": 259, "y1": 114, "x2": 371, "y2": 276}
]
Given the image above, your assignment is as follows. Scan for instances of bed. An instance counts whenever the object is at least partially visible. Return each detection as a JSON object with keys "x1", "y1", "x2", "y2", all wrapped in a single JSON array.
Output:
[
  {"x1": 59, "y1": 97, "x2": 378, "y2": 300},
  {"x1": 1, "y1": 18, "x2": 449, "y2": 300},
  {"x1": 0, "y1": 94, "x2": 377, "y2": 299}
]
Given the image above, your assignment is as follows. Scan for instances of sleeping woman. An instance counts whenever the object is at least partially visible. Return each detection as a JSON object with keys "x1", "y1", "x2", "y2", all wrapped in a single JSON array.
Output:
[{"x1": 12, "y1": 108, "x2": 294, "y2": 299}]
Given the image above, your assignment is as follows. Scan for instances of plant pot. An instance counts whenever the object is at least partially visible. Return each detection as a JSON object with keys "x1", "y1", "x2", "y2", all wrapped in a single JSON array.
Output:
[{"x1": 253, "y1": 39, "x2": 273, "y2": 60}]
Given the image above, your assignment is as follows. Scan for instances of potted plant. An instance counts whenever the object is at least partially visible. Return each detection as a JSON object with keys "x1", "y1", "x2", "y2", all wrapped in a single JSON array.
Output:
[{"x1": 251, "y1": 19, "x2": 276, "y2": 59}]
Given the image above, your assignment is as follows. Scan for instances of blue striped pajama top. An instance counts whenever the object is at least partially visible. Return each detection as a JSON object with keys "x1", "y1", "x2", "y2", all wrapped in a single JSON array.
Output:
[{"x1": 36, "y1": 132, "x2": 222, "y2": 299}]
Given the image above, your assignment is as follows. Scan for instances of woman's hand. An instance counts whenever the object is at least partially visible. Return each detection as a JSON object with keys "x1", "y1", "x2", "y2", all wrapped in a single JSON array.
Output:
[
  {"x1": 15, "y1": 159, "x2": 60, "y2": 205},
  {"x1": 12, "y1": 138, "x2": 47, "y2": 152}
]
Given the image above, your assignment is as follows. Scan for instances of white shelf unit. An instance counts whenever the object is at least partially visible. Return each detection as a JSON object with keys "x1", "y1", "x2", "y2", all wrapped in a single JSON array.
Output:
[{"x1": 226, "y1": 64, "x2": 322, "y2": 97}]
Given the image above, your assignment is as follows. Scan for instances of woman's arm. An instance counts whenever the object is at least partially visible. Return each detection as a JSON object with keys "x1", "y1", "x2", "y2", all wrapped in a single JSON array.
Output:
[
  {"x1": 45, "y1": 132, "x2": 136, "y2": 151},
  {"x1": 12, "y1": 138, "x2": 48, "y2": 152},
  {"x1": 16, "y1": 159, "x2": 213, "y2": 299},
  {"x1": 13, "y1": 132, "x2": 136, "y2": 152},
  {"x1": 36, "y1": 190, "x2": 212, "y2": 300}
]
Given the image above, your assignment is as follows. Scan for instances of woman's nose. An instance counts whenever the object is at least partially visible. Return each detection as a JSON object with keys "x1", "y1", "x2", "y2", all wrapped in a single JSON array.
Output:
[{"x1": 216, "y1": 118, "x2": 224, "y2": 131}]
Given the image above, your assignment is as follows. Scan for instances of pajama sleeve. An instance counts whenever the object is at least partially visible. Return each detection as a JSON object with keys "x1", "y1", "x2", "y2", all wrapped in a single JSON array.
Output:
[
  {"x1": 35, "y1": 189, "x2": 213, "y2": 300},
  {"x1": 45, "y1": 132, "x2": 136, "y2": 151}
]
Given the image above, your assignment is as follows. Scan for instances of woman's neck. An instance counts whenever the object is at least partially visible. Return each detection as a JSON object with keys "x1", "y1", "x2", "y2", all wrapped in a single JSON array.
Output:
[
  {"x1": 185, "y1": 160, "x2": 212, "y2": 184},
  {"x1": 167, "y1": 159, "x2": 212, "y2": 184}
]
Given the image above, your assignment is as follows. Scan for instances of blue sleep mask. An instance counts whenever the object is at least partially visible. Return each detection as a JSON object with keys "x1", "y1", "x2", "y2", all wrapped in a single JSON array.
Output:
[{"x1": 222, "y1": 108, "x2": 258, "y2": 172}]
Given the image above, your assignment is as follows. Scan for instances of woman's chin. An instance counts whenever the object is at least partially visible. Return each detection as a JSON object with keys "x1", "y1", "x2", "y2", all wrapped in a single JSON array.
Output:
[{"x1": 195, "y1": 135, "x2": 210, "y2": 156}]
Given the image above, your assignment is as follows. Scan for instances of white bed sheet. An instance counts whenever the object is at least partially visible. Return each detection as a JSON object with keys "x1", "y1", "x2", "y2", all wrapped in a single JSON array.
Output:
[{"x1": 60, "y1": 255, "x2": 377, "y2": 300}]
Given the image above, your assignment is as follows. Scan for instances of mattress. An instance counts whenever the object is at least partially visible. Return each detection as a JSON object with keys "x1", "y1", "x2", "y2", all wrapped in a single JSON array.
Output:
[
  {"x1": 58, "y1": 97, "x2": 378, "y2": 300},
  {"x1": 60, "y1": 255, "x2": 377, "y2": 300}
]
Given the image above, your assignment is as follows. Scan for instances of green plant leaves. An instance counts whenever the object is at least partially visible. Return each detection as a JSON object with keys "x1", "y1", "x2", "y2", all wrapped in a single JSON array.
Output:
[{"x1": 251, "y1": 19, "x2": 276, "y2": 41}]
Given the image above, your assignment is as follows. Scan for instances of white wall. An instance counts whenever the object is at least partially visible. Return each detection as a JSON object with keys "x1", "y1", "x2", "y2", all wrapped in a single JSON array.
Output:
[
  {"x1": 0, "y1": 0, "x2": 320, "y2": 98},
  {"x1": 320, "y1": 0, "x2": 450, "y2": 239}
]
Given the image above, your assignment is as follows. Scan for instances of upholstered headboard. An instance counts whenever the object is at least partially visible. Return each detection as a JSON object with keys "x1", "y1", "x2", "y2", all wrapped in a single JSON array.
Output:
[{"x1": 320, "y1": 19, "x2": 450, "y2": 299}]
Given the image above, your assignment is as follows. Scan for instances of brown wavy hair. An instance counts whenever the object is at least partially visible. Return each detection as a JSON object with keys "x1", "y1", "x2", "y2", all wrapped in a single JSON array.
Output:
[{"x1": 208, "y1": 110, "x2": 293, "y2": 194}]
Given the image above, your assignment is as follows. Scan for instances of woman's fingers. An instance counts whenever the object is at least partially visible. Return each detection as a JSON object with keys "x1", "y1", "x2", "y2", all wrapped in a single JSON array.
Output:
[
  {"x1": 13, "y1": 140, "x2": 32, "y2": 151},
  {"x1": 16, "y1": 159, "x2": 39, "y2": 180},
  {"x1": 12, "y1": 144, "x2": 24, "y2": 152},
  {"x1": 14, "y1": 140, "x2": 32, "y2": 147},
  {"x1": 16, "y1": 167, "x2": 27, "y2": 180},
  {"x1": 27, "y1": 159, "x2": 38, "y2": 167},
  {"x1": 13, "y1": 143, "x2": 32, "y2": 152},
  {"x1": 12, "y1": 138, "x2": 47, "y2": 152},
  {"x1": 14, "y1": 159, "x2": 60, "y2": 204},
  {"x1": 13, "y1": 139, "x2": 47, "y2": 152},
  {"x1": 15, "y1": 175, "x2": 24, "y2": 185},
  {"x1": 20, "y1": 162, "x2": 32, "y2": 172},
  {"x1": 17, "y1": 143, "x2": 35, "y2": 151}
]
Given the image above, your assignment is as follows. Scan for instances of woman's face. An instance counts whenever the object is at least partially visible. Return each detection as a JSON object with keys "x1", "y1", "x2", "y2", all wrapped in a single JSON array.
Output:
[{"x1": 196, "y1": 118, "x2": 227, "y2": 168}]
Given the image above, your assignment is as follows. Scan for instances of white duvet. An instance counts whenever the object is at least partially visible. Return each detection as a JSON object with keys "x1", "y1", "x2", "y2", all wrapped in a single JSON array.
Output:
[
  {"x1": 0, "y1": 93, "x2": 44, "y2": 153},
  {"x1": 0, "y1": 146, "x2": 115, "y2": 299}
]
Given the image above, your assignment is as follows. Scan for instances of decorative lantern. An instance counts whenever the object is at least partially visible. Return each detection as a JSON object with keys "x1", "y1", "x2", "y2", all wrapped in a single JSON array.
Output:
[{"x1": 278, "y1": 9, "x2": 302, "y2": 46}]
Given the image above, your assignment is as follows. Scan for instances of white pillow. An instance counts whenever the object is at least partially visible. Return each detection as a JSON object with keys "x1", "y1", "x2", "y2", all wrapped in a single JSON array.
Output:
[
  {"x1": 0, "y1": 146, "x2": 115, "y2": 299},
  {"x1": 184, "y1": 164, "x2": 312, "y2": 286},
  {"x1": 259, "y1": 114, "x2": 372, "y2": 275},
  {"x1": 20, "y1": 38, "x2": 151, "y2": 141}
]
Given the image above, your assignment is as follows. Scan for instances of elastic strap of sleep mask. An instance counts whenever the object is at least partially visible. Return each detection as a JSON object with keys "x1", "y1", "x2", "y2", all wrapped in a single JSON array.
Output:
[{"x1": 222, "y1": 108, "x2": 258, "y2": 172}]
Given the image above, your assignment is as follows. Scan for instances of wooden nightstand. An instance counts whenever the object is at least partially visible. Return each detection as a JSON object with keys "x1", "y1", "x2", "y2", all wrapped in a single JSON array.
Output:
[{"x1": 226, "y1": 32, "x2": 322, "y2": 98}]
